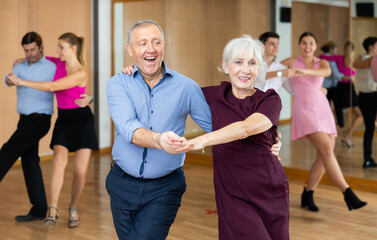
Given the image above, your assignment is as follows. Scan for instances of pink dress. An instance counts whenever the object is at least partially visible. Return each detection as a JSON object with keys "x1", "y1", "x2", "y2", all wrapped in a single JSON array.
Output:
[
  {"x1": 290, "y1": 56, "x2": 337, "y2": 140},
  {"x1": 46, "y1": 57, "x2": 86, "y2": 109}
]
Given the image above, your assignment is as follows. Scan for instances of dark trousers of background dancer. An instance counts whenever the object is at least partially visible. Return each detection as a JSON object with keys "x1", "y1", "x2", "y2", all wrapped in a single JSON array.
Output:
[
  {"x1": 0, "y1": 114, "x2": 51, "y2": 218},
  {"x1": 358, "y1": 92, "x2": 377, "y2": 164}
]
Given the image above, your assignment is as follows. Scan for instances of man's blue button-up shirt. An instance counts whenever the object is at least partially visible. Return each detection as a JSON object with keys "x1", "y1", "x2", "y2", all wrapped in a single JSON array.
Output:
[
  {"x1": 107, "y1": 62, "x2": 212, "y2": 178},
  {"x1": 4, "y1": 56, "x2": 56, "y2": 115}
]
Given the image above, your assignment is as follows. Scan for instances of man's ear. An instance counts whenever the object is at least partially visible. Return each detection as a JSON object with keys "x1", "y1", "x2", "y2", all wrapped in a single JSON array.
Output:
[{"x1": 126, "y1": 44, "x2": 133, "y2": 57}]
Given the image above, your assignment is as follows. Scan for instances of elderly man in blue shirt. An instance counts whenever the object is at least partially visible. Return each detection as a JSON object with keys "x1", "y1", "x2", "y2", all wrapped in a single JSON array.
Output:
[
  {"x1": 106, "y1": 20, "x2": 212, "y2": 240},
  {"x1": 1, "y1": 32, "x2": 56, "y2": 222}
]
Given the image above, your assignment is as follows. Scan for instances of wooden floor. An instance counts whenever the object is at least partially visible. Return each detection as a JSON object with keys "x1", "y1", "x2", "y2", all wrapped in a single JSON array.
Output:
[{"x1": 1, "y1": 126, "x2": 377, "y2": 239}]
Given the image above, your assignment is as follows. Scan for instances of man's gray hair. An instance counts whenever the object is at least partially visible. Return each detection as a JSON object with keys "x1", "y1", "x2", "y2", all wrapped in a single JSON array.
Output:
[
  {"x1": 219, "y1": 34, "x2": 265, "y2": 74},
  {"x1": 127, "y1": 20, "x2": 165, "y2": 44}
]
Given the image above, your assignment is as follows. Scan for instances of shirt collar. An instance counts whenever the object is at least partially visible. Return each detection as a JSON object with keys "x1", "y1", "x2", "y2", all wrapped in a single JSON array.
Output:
[
  {"x1": 26, "y1": 55, "x2": 47, "y2": 66},
  {"x1": 132, "y1": 61, "x2": 173, "y2": 79}
]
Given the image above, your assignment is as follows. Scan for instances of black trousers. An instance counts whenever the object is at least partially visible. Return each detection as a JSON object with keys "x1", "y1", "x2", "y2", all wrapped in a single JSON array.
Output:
[
  {"x1": 358, "y1": 92, "x2": 377, "y2": 162},
  {"x1": 0, "y1": 114, "x2": 51, "y2": 217},
  {"x1": 326, "y1": 87, "x2": 344, "y2": 127}
]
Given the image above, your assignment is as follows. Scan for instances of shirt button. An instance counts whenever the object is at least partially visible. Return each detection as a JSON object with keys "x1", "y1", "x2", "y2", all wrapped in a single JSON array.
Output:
[
  {"x1": 151, "y1": 94, "x2": 154, "y2": 97},
  {"x1": 151, "y1": 110, "x2": 153, "y2": 114},
  {"x1": 144, "y1": 161, "x2": 147, "y2": 163},
  {"x1": 150, "y1": 127, "x2": 153, "y2": 130}
]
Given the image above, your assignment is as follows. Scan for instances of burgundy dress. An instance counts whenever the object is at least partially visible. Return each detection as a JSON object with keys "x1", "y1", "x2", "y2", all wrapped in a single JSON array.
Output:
[{"x1": 202, "y1": 82, "x2": 289, "y2": 240}]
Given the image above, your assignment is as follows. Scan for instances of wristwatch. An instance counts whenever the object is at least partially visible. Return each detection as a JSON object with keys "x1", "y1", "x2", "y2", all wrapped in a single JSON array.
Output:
[{"x1": 277, "y1": 71, "x2": 283, "y2": 77}]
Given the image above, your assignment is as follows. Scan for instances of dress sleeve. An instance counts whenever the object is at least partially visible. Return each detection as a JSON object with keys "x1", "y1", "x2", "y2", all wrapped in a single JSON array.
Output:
[{"x1": 254, "y1": 89, "x2": 282, "y2": 127}]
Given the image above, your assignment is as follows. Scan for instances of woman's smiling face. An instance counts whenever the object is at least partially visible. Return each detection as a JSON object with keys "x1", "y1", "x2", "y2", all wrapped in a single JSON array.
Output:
[
  {"x1": 299, "y1": 36, "x2": 317, "y2": 57},
  {"x1": 223, "y1": 52, "x2": 259, "y2": 98}
]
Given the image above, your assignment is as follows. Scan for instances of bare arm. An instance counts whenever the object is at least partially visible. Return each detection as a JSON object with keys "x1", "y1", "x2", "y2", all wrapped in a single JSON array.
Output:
[
  {"x1": 353, "y1": 55, "x2": 371, "y2": 69},
  {"x1": 188, "y1": 113, "x2": 272, "y2": 150},
  {"x1": 16, "y1": 70, "x2": 87, "y2": 92},
  {"x1": 265, "y1": 68, "x2": 296, "y2": 80},
  {"x1": 280, "y1": 57, "x2": 295, "y2": 68},
  {"x1": 296, "y1": 59, "x2": 331, "y2": 77}
]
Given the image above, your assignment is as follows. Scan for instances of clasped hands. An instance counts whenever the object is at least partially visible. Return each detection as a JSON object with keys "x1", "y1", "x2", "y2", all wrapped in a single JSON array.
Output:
[
  {"x1": 158, "y1": 131, "x2": 282, "y2": 160},
  {"x1": 158, "y1": 131, "x2": 201, "y2": 154},
  {"x1": 6, "y1": 73, "x2": 22, "y2": 87}
]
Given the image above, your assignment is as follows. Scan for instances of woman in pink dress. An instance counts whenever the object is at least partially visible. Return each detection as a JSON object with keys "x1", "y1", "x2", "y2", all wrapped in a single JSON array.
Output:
[
  {"x1": 13, "y1": 32, "x2": 98, "y2": 229},
  {"x1": 281, "y1": 32, "x2": 366, "y2": 212}
]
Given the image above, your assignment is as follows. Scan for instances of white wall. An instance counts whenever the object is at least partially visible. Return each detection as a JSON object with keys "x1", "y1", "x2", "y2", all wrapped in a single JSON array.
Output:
[
  {"x1": 276, "y1": 0, "x2": 293, "y2": 121},
  {"x1": 96, "y1": 0, "x2": 112, "y2": 149}
]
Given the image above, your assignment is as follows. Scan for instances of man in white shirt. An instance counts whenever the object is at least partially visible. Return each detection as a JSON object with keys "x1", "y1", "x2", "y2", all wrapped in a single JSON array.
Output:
[{"x1": 254, "y1": 32, "x2": 295, "y2": 95}]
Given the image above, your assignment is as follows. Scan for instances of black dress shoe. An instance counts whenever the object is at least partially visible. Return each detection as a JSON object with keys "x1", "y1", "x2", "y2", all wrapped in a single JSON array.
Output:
[
  {"x1": 15, "y1": 214, "x2": 44, "y2": 222},
  {"x1": 363, "y1": 160, "x2": 377, "y2": 168}
]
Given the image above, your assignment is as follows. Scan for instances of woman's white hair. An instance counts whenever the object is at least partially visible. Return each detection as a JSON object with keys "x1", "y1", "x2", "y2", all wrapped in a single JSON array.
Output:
[{"x1": 219, "y1": 34, "x2": 264, "y2": 73}]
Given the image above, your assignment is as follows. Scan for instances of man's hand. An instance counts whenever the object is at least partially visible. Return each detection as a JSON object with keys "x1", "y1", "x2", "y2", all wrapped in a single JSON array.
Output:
[
  {"x1": 123, "y1": 64, "x2": 135, "y2": 76},
  {"x1": 271, "y1": 131, "x2": 282, "y2": 161},
  {"x1": 74, "y1": 93, "x2": 92, "y2": 108},
  {"x1": 283, "y1": 69, "x2": 296, "y2": 78},
  {"x1": 158, "y1": 131, "x2": 190, "y2": 154}
]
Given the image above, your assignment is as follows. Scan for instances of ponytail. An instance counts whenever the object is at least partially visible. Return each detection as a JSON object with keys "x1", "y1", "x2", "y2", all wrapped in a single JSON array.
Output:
[{"x1": 59, "y1": 32, "x2": 86, "y2": 66}]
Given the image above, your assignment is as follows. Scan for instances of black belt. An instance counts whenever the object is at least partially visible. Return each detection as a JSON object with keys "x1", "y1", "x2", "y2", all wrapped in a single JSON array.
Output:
[
  {"x1": 20, "y1": 113, "x2": 50, "y2": 117},
  {"x1": 111, "y1": 160, "x2": 181, "y2": 182}
]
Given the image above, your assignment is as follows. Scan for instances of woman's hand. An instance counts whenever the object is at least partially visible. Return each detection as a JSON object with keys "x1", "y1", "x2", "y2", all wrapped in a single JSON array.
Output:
[
  {"x1": 187, "y1": 137, "x2": 205, "y2": 152},
  {"x1": 123, "y1": 64, "x2": 135, "y2": 75},
  {"x1": 74, "y1": 93, "x2": 92, "y2": 108},
  {"x1": 13, "y1": 58, "x2": 26, "y2": 67},
  {"x1": 271, "y1": 131, "x2": 282, "y2": 161}
]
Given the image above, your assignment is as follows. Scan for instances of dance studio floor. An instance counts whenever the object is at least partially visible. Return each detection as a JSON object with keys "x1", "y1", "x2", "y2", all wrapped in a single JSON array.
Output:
[{"x1": 0, "y1": 124, "x2": 376, "y2": 239}]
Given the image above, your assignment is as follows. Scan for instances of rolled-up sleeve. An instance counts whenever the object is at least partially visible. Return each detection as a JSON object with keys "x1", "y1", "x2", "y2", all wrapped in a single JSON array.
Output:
[{"x1": 107, "y1": 74, "x2": 146, "y2": 142}]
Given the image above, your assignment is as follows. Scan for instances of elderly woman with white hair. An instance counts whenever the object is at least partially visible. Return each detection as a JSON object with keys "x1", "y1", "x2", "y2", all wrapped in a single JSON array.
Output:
[{"x1": 187, "y1": 35, "x2": 289, "y2": 240}]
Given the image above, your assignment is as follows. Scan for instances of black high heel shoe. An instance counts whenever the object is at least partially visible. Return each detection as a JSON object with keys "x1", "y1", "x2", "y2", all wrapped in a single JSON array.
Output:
[
  {"x1": 301, "y1": 187, "x2": 319, "y2": 212},
  {"x1": 44, "y1": 206, "x2": 59, "y2": 230},
  {"x1": 343, "y1": 187, "x2": 367, "y2": 211}
]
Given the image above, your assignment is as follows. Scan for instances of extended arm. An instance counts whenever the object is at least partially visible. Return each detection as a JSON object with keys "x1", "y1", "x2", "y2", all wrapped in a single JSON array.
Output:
[
  {"x1": 188, "y1": 113, "x2": 272, "y2": 150},
  {"x1": 265, "y1": 68, "x2": 296, "y2": 80},
  {"x1": 353, "y1": 55, "x2": 372, "y2": 69},
  {"x1": 15, "y1": 70, "x2": 87, "y2": 92},
  {"x1": 296, "y1": 60, "x2": 331, "y2": 77}
]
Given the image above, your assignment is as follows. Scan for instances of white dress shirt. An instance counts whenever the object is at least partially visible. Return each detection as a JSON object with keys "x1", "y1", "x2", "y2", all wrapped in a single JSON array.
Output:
[{"x1": 254, "y1": 59, "x2": 293, "y2": 95}]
